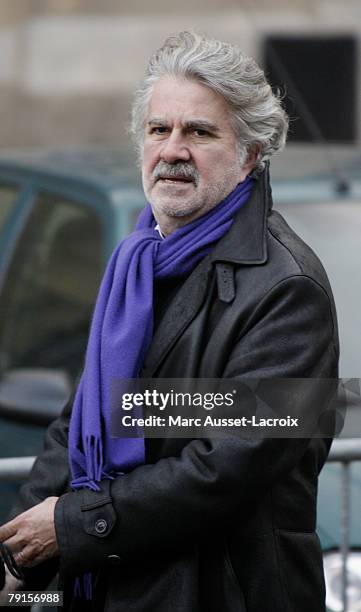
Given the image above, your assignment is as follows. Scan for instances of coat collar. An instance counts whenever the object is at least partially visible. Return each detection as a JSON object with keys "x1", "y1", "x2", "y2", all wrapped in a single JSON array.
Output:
[
  {"x1": 141, "y1": 163, "x2": 272, "y2": 377},
  {"x1": 210, "y1": 161, "x2": 272, "y2": 265}
]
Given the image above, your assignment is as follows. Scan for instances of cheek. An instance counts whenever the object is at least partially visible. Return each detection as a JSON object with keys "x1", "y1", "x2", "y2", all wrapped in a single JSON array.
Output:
[
  {"x1": 192, "y1": 152, "x2": 215, "y2": 177},
  {"x1": 201, "y1": 149, "x2": 239, "y2": 176},
  {"x1": 195, "y1": 154, "x2": 226, "y2": 182},
  {"x1": 143, "y1": 141, "x2": 160, "y2": 166}
]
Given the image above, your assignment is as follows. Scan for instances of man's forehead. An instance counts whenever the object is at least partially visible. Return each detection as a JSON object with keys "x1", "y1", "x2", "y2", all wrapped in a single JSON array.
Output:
[{"x1": 146, "y1": 76, "x2": 232, "y2": 125}]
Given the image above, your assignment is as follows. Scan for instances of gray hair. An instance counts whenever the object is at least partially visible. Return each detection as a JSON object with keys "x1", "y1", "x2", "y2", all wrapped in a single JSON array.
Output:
[{"x1": 131, "y1": 31, "x2": 288, "y2": 173}]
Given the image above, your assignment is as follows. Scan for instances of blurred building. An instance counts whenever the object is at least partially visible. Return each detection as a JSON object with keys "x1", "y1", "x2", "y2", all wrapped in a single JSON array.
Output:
[{"x1": 0, "y1": 0, "x2": 360, "y2": 159}]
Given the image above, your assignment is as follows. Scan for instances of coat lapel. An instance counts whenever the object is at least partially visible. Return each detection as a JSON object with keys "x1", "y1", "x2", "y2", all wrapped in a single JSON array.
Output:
[{"x1": 210, "y1": 162, "x2": 271, "y2": 265}]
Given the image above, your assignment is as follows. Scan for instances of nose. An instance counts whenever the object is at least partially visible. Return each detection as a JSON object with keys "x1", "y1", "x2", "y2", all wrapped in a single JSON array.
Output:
[{"x1": 160, "y1": 129, "x2": 191, "y2": 163}]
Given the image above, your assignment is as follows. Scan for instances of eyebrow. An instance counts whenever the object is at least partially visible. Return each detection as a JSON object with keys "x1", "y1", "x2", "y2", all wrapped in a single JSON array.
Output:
[
  {"x1": 147, "y1": 118, "x2": 220, "y2": 133},
  {"x1": 184, "y1": 120, "x2": 219, "y2": 133}
]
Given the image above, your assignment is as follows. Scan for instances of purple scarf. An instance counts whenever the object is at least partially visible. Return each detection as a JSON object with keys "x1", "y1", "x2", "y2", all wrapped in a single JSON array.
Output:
[{"x1": 68, "y1": 177, "x2": 254, "y2": 493}]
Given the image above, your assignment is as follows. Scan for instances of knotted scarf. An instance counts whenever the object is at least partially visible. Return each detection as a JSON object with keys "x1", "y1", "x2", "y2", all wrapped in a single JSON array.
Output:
[{"x1": 68, "y1": 177, "x2": 254, "y2": 496}]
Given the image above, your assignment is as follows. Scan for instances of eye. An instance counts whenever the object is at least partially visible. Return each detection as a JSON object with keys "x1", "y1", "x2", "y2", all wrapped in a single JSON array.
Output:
[
  {"x1": 193, "y1": 129, "x2": 208, "y2": 137},
  {"x1": 150, "y1": 126, "x2": 168, "y2": 135}
]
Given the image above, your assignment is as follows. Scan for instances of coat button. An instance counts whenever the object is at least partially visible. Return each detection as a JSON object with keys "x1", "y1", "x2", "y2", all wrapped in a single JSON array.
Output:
[{"x1": 95, "y1": 518, "x2": 108, "y2": 534}]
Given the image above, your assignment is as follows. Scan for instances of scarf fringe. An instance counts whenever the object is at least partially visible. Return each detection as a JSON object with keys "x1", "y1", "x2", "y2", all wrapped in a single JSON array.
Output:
[
  {"x1": 73, "y1": 572, "x2": 93, "y2": 601},
  {"x1": 86, "y1": 434, "x2": 103, "y2": 484}
]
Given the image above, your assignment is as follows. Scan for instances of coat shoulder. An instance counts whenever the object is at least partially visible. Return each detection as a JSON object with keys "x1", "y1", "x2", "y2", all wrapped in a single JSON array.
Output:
[{"x1": 267, "y1": 209, "x2": 333, "y2": 294}]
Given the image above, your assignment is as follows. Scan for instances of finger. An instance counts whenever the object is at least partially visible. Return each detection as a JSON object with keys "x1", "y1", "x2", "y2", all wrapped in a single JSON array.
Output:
[
  {"x1": 2, "y1": 534, "x2": 24, "y2": 555},
  {"x1": 14, "y1": 545, "x2": 39, "y2": 569},
  {"x1": 0, "y1": 520, "x2": 18, "y2": 542},
  {"x1": 13, "y1": 546, "x2": 30, "y2": 567}
]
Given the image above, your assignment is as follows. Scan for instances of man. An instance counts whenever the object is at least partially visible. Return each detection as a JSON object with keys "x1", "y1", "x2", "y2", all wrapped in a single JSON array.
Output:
[{"x1": 0, "y1": 32, "x2": 338, "y2": 611}]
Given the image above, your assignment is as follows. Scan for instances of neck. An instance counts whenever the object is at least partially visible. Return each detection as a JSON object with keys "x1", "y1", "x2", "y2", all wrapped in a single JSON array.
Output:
[{"x1": 155, "y1": 211, "x2": 203, "y2": 236}]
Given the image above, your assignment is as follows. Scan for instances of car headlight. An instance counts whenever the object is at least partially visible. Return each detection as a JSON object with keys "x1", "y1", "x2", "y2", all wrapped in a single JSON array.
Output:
[{"x1": 324, "y1": 551, "x2": 361, "y2": 611}]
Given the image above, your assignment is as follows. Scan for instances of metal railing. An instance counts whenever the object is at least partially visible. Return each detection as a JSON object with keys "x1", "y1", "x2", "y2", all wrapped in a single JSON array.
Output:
[
  {"x1": 0, "y1": 439, "x2": 360, "y2": 612},
  {"x1": 327, "y1": 439, "x2": 361, "y2": 612},
  {"x1": 0, "y1": 456, "x2": 35, "y2": 480}
]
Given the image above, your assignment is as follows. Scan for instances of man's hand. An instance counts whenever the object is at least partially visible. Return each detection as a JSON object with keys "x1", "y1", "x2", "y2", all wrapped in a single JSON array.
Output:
[{"x1": 0, "y1": 497, "x2": 59, "y2": 568}]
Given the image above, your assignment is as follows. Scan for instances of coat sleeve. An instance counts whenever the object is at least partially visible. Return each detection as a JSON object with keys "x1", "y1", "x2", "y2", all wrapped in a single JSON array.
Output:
[{"x1": 54, "y1": 274, "x2": 338, "y2": 577}]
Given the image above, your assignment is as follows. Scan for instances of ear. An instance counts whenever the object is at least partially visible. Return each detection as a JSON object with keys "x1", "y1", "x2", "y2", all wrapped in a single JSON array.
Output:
[{"x1": 239, "y1": 145, "x2": 260, "y2": 181}]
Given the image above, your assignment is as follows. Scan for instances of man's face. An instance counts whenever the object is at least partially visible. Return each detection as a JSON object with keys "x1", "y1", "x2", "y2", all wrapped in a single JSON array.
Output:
[{"x1": 141, "y1": 76, "x2": 253, "y2": 235}]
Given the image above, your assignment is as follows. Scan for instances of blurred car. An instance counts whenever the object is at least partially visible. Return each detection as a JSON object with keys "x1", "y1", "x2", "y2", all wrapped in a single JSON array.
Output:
[
  {"x1": 0, "y1": 147, "x2": 144, "y2": 423},
  {"x1": 0, "y1": 147, "x2": 360, "y2": 611}
]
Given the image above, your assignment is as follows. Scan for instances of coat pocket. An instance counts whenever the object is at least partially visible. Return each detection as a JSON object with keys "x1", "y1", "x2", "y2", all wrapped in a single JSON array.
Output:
[{"x1": 199, "y1": 540, "x2": 247, "y2": 612}]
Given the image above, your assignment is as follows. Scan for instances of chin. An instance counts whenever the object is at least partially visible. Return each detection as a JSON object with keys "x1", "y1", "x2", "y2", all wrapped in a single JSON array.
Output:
[{"x1": 158, "y1": 200, "x2": 203, "y2": 219}]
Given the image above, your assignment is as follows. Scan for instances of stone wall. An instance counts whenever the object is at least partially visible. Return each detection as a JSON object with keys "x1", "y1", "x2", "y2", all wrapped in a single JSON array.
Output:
[{"x1": 0, "y1": 0, "x2": 359, "y2": 149}]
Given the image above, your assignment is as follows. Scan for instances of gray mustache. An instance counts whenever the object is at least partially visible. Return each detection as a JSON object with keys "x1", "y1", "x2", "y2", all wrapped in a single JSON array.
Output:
[{"x1": 153, "y1": 161, "x2": 199, "y2": 185}]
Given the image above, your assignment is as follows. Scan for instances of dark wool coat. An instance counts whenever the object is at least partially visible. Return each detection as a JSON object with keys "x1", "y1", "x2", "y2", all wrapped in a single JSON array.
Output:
[{"x1": 10, "y1": 165, "x2": 339, "y2": 612}]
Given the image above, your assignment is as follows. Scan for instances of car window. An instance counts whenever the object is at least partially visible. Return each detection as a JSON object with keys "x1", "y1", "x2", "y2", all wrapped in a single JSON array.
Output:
[
  {"x1": 0, "y1": 183, "x2": 19, "y2": 232},
  {"x1": 0, "y1": 192, "x2": 104, "y2": 381}
]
